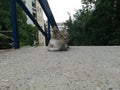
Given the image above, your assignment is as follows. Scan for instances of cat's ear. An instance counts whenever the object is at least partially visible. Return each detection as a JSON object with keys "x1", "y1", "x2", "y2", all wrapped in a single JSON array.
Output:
[{"x1": 52, "y1": 26, "x2": 58, "y2": 33}]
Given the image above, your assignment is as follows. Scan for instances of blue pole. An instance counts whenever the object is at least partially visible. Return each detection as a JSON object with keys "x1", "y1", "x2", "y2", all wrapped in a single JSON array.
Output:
[
  {"x1": 10, "y1": 0, "x2": 20, "y2": 49},
  {"x1": 48, "y1": 20, "x2": 51, "y2": 42}
]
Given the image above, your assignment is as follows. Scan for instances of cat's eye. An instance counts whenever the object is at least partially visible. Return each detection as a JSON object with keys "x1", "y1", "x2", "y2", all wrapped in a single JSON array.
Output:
[{"x1": 60, "y1": 34, "x2": 63, "y2": 36}]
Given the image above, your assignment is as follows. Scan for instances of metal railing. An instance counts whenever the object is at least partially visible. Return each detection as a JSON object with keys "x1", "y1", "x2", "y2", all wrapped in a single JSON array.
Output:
[{"x1": 10, "y1": 0, "x2": 57, "y2": 49}]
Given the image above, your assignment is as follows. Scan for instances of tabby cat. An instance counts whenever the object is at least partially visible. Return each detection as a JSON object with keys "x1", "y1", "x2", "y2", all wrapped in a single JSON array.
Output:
[{"x1": 47, "y1": 26, "x2": 70, "y2": 51}]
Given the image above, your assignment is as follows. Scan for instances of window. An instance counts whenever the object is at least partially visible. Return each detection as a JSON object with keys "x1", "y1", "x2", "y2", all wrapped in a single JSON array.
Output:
[
  {"x1": 33, "y1": 12, "x2": 37, "y2": 19},
  {"x1": 32, "y1": 0, "x2": 36, "y2": 8}
]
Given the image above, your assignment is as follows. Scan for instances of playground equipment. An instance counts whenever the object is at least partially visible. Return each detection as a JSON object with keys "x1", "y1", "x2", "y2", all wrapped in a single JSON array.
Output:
[{"x1": 10, "y1": 0, "x2": 58, "y2": 49}]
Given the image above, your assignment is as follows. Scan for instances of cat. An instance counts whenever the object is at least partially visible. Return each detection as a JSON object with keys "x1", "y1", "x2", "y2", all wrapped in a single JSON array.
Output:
[{"x1": 47, "y1": 26, "x2": 70, "y2": 51}]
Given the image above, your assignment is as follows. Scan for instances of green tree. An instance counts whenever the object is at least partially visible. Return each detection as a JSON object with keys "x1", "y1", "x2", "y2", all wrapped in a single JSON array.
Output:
[
  {"x1": 66, "y1": 0, "x2": 120, "y2": 45},
  {"x1": 66, "y1": 0, "x2": 94, "y2": 45},
  {"x1": 19, "y1": 24, "x2": 38, "y2": 46},
  {"x1": 86, "y1": 0, "x2": 120, "y2": 45},
  {"x1": 0, "y1": 0, "x2": 11, "y2": 30}
]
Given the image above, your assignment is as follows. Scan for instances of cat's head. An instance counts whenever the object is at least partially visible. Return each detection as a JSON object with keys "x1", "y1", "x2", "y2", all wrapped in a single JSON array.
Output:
[
  {"x1": 59, "y1": 28, "x2": 70, "y2": 42},
  {"x1": 51, "y1": 26, "x2": 70, "y2": 42}
]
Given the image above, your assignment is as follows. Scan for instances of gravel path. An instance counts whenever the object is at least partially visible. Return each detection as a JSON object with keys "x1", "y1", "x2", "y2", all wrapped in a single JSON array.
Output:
[{"x1": 0, "y1": 46, "x2": 120, "y2": 90}]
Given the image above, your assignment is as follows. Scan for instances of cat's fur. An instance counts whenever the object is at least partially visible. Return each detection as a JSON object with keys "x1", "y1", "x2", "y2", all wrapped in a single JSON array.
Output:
[{"x1": 47, "y1": 26, "x2": 70, "y2": 51}]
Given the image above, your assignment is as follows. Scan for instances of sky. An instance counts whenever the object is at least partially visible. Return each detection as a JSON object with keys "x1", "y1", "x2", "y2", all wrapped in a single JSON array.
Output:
[{"x1": 44, "y1": 0, "x2": 82, "y2": 23}]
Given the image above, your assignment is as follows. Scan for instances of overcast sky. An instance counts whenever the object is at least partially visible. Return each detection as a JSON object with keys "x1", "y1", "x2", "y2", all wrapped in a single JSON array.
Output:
[{"x1": 44, "y1": 0, "x2": 82, "y2": 23}]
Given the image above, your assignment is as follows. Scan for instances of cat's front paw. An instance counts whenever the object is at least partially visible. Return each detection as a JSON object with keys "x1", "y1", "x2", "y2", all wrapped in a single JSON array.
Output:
[{"x1": 47, "y1": 47, "x2": 60, "y2": 51}]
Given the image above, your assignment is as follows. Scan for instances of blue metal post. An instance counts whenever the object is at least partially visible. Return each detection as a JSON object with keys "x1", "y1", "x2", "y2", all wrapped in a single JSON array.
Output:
[
  {"x1": 10, "y1": 0, "x2": 20, "y2": 49},
  {"x1": 48, "y1": 20, "x2": 51, "y2": 42}
]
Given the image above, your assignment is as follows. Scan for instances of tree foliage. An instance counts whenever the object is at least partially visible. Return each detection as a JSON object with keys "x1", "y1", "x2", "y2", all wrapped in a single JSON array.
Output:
[
  {"x1": 66, "y1": 0, "x2": 120, "y2": 45},
  {"x1": 0, "y1": 0, "x2": 11, "y2": 30}
]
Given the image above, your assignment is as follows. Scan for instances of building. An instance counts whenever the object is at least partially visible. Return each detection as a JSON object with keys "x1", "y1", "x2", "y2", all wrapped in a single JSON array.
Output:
[
  {"x1": 24, "y1": 0, "x2": 46, "y2": 46},
  {"x1": 24, "y1": 0, "x2": 36, "y2": 25},
  {"x1": 36, "y1": 0, "x2": 46, "y2": 46},
  {"x1": 57, "y1": 22, "x2": 67, "y2": 31},
  {"x1": 46, "y1": 22, "x2": 67, "y2": 31}
]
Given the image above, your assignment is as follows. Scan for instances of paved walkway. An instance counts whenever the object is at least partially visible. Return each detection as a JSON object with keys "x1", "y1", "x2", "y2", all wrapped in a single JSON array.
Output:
[{"x1": 0, "y1": 46, "x2": 120, "y2": 90}]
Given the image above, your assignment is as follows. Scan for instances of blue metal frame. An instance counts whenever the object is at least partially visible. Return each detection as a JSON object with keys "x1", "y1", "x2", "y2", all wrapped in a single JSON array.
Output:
[
  {"x1": 10, "y1": 0, "x2": 20, "y2": 49},
  {"x1": 10, "y1": 0, "x2": 58, "y2": 49},
  {"x1": 47, "y1": 20, "x2": 51, "y2": 42},
  {"x1": 38, "y1": 0, "x2": 58, "y2": 28},
  {"x1": 16, "y1": 0, "x2": 47, "y2": 38}
]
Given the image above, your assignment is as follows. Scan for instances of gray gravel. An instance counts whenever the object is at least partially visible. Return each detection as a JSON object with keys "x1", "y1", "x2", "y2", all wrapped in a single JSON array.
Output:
[{"x1": 0, "y1": 46, "x2": 120, "y2": 90}]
